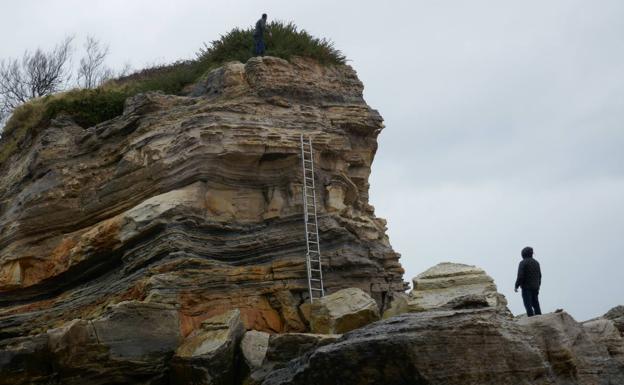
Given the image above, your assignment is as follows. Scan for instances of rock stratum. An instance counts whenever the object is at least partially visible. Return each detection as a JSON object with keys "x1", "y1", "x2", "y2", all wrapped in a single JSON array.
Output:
[
  {"x1": 0, "y1": 56, "x2": 406, "y2": 384},
  {"x1": 1, "y1": 56, "x2": 623, "y2": 385}
]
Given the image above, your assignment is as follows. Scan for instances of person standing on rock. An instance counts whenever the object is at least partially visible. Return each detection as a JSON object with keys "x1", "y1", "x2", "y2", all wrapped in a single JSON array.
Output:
[
  {"x1": 253, "y1": 13, "x2": 272, "y2": 56},
  {"x1": 514, "y1": 246, "x2": 542, "y2": 317}
]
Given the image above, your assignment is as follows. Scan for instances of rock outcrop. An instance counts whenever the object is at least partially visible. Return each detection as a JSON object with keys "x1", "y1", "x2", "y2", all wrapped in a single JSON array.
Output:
[
  {"x1": 582, "y1": 317, "x2": 624, "y2": 365},
  {"x1": 0, "y1": 56, "x2": 405, "y2": 336},
  {"x1": 262, "y1": 308, "x2": 553, "y2": 385},
  {"x1": 261, "y1": 308, "x2": 624, "y2": 385},
  {"x1": 0, "y1": 55, "x2": 406, "y2": 384},
  {"x1": 256, "y1": 265, "x2": 624, "y2": 385},
  {"x1": 518, "y1": 312, "x2": 624, "y2": 384}
]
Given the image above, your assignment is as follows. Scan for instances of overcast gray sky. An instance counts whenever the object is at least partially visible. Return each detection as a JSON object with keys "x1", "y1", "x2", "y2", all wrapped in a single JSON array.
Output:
[{"x1": 1, "y1": 0, "x2": 622, "y2": 320}]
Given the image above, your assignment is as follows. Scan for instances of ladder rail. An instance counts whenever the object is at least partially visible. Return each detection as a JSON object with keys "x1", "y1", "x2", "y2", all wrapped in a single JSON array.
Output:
[
  {"x1": 300, "y1": 134, "x2": 325, "y2": 302},
  {"x1": 300, "y1": 134, "x2": 314, "y2": 302}
]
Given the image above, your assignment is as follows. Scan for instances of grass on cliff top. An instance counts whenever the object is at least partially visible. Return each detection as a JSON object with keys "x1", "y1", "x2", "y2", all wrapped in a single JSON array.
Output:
[{"x1": 0, "y1": 21, "x2": 345, "y2": 165}]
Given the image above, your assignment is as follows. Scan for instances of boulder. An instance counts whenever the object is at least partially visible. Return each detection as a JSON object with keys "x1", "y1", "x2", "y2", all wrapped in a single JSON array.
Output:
[
  {"x1": 247, "y1": 333, "x2": 340, "y2": 385},
  {"x1": 241, "y1": 330, "x2": 270, "y2": 370},
  {"x1": 407, "y1": 262, "x2": 508, "y2": 313},
  {"x1": 381, "y1": 291, "x2": 410, "y2": 319},
  {"x1": 604, "y1": 305, "x2": 624, "y2": 336},
  {"x1": 309, "y1": 288, "x2": 380, "y2": 334},
  {"x1": 46, "y1": 301, "x2": 180, "y2": 385},
  {"x1": 265, "y1": 333, "x2": 340, "y2": 363},
  {"x1": 0, "y1": 334, "x2": 51, "y2": 385},
  {"x1": 518, "y1": 312, "x2": 624, "y2": 384},
  {"x1": 170, "y1": 309, "x2": 245, "y2": 385}
]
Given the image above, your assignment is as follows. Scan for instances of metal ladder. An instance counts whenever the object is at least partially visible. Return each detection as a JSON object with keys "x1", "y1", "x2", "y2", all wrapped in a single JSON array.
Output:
[{"x1": 300, "y1": 134, "x2": 325, "y2": 302}]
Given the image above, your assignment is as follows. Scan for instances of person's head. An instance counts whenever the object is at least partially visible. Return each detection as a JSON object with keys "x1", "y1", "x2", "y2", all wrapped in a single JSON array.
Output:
[
  {"x1": 262, "y1": 13, "x2": 267, "y2": 20},
  {"x1": 521, "y1": 246, "x2": 534, "y2": 259}
]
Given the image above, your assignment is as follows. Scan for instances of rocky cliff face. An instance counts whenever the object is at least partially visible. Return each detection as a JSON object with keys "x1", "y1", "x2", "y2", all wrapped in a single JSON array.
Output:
[{"x1": 0, "y1": 57, "x2": 405, "y2": 343}]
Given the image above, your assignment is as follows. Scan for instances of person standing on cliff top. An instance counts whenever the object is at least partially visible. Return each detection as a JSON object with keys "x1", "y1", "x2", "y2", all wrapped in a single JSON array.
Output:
[
  {"x1": 253, "y1": 13, "x2": 272, "y2": 56},
  {"x1": 514, "y1": 246, "x2": 542, "y2": 317}
]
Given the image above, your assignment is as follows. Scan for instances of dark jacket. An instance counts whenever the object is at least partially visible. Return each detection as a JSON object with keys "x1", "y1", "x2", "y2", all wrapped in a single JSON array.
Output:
[
  {"x1": 254, "y1": 18, "x2": 267, "y2": 38},
  {"x1": 515, "y1": 256, "x2": 541, "y2": 291}
]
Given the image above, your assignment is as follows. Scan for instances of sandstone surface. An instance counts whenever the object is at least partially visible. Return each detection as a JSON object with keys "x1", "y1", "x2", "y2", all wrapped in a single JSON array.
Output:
[
  {"x1": 582, "y1": 317, "x2": 624, "y2": 365},
  {"x1": 171, "y1": 309, "x2": 245, "y2": 385},
  {"x1": 241, "y1": 330, "x2": 270, "y2": 370},
  {"x1": 517, "y1": 312, "x2": 624, "y2": 384},
  {"x1": 261, "y1": 309, "x2": 624, "y2": 385},
  {"x1": 262, "y1": 308, "x2": 553, "y2": 385},
  {"x1": 308, "y1": 287, "x2": 380, "y2": 334}
]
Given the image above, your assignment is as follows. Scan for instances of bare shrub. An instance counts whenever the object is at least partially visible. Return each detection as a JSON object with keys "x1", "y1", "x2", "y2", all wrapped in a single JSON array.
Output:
[
  {"x1": 0, "y1": 37, "x2": 73, "y2": 114},
  {"x1": 77, "y1": 36, "x2": 112, "y2": 89}
]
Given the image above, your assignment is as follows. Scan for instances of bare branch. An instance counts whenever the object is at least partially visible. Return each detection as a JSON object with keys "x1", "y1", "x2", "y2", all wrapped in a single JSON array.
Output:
[
  {"x1": 77, "y1": 36, "x2": 111, "y2": 88},
  {"x1": 0, "y1": 36, "x2": 74, "y2": 120}
]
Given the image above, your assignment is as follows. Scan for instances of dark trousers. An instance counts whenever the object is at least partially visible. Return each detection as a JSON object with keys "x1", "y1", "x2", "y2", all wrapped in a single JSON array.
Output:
[
  {"x1": 522, "y1": 288, "x2": 542, "y2": 317},
  {"x1": 254, "y1": 36, "x2": 265, "y2": 56}
]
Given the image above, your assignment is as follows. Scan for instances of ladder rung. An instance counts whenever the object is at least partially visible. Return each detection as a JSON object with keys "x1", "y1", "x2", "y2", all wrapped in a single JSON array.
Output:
[{"x1": 302, "y1": 135, "x2": 324, "y2": 301}]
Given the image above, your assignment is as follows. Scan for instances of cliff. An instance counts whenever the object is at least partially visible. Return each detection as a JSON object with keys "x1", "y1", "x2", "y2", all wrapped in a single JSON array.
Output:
[{"x1": 0, "y1": 55, "x2": 406, "y2": 341}]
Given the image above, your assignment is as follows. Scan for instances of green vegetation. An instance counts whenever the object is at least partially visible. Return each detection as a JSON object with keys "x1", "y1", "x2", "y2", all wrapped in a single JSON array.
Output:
[
  {"x1": 0, "y1": 21, "x2": 345, "y2": 165},
  {"x1": 44, "y1": 89, "x2": 128, "y2": 128}
]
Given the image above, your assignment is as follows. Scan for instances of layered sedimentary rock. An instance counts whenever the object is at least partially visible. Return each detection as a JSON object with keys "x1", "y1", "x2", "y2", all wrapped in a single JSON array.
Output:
[
  {"x1": 0, "y1": 56, "x2": 406, "y2": 384},
  {"x1": 0, "y1": 56, "x2": 405, "y2": 342},
  {"x1": 383, "y1": 262, "x2": 509, "y2": 318}
]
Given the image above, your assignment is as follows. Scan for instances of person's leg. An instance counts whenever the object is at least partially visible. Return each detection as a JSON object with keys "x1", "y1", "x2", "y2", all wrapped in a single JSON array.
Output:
[
  {"x1": 259, "y1": 38, "x2": 266, "y2": 55},
  {"x1": 532, "y1": 290, "x2": 542, "y2": 315},
  {"x1": 254, "y1": 36, "x2": 261, "y2": 55},
  {"x1": 522, "y1": 289, "x2": 534, "y2": 316}
]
